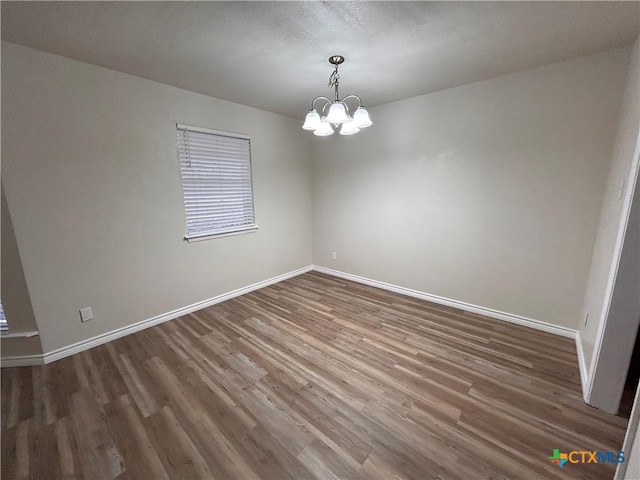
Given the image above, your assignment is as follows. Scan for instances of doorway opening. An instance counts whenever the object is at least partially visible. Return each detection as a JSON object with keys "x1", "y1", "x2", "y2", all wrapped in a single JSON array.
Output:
[{"x1": 619, "y1": 324, "x2": 640, "y2": 418}]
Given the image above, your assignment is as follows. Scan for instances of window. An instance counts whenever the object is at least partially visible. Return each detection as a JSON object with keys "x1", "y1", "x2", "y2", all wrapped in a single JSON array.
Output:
[
  {"x1": 176, "y1": 124, "x2": 256, "y2": 241},
  {"x1": 0, "y1": 302, "x2": 7, "y2": 332}
]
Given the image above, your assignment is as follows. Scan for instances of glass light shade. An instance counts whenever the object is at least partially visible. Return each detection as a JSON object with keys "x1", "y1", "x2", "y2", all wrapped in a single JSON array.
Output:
[
  {"x1": 353, "y1": 106, "x2": 372, "y2": 128},
  {"x1": 326, "y1": 102, "x2": 349, "y2": 124},
  {"x1": 314, "y1": 117, "x2": 334, "y2": 136},
  {"x1": 302, "y1": 109, "x2": 321, "y2": 130},
  {"x1": 339, "y1": 119, "x2": 360, "y2": 136}
]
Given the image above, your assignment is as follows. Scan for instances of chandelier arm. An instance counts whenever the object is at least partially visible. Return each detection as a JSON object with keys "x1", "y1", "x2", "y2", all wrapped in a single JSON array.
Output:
[
  {"x1": 338, "y1": 95, "x2": 364, "y2": 118},
  {"x1": 341, "y1": 94, "x2": 364, "y2": 108},
  {"x1": 311, "y1": 96, "x2": 332, "y2": 111}
]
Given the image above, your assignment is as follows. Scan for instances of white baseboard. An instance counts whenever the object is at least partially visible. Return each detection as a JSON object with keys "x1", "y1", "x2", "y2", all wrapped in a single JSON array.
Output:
[
  {"x1": 0, "y1": 354, "x2": 45, "y2": 368},
  {"x1": 575, "y1": 332, "x2": 590, "y2": 402},
  {"x1": 1, "y1": 265, "x2": 313, "y2": 367},
  {"x1": 1, "y1": 330, "x2": 39, "y2": 339},
  {"x1": 312, "y1": 265, "x2": 578, "y2": 340},
  {"x1": 2, "y1": 264, "x2": 582, "y2": 370}
]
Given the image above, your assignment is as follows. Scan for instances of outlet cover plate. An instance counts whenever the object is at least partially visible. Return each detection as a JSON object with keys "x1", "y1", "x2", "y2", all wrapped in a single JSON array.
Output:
[{"x1": 80, "y1": 307, "x2": 93, "y2": 322}]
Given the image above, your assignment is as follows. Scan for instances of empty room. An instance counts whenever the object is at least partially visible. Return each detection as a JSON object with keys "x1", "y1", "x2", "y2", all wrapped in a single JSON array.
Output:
[{"x1": 2, "y1": 2, "x2": 640, "y2": 479}]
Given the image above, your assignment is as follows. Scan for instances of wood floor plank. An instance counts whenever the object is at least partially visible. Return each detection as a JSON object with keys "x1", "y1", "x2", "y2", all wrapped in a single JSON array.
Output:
[
  {"x1": 52, "y1": 417, "x2": 81, "y2": 480},
  {"x1": 14, "y1": 421, "x2": 30, "y2": 480},
  {"x1": 1, "y1": 271, "x2": 630, "y2": 479},
  {"x1": 297, "y1": 437, "x2": 363, "y2": 480},
  {"x1": 144, "y1": 406, "x2": 213, "y2": 480},
  {"x1": 29, "y1": 421, "x2": 60, "y2": 479},
  {"x1": 68, "y1": 389, "x2": 124, "y2": 479},
  {"x1": 240, "y1": 423, "x2": 316, "y2": 480},
  {"x1": 112, "y1": 352, "x2": 162, "y2": 418},
  {"x1": 144, "y1": 356, "x2": 262, "y2": 480},
  {"x1": 105, "y1": 394, "x2": 168, "y2": 480}
]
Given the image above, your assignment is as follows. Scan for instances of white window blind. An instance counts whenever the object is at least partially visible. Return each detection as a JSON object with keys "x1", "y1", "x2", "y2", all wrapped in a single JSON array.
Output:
[
  {"x1": 177, "y1": 124, "x2": 256, "y2": 239},
  {"x1": 0, "y1": 302, "x2": 7, "y2": 332}
]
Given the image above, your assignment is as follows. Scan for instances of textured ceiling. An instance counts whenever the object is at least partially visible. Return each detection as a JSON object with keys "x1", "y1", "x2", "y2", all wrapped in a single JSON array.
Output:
[{"x1": 2, "y1": 1, "x2": 639, "y2": 119}]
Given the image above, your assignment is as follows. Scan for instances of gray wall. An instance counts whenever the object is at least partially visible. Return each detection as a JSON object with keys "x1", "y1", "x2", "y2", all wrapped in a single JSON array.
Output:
[
  {"x1": 1, "y1": 42, "x2": 313, "y2": 355},
  {"x1": 312, "y1": 48, "x2": 629, "y2": 329},
  {"x1": 1, "y1": 184, "x2": 43, "y2": 357},
  {"x1": 589, "y1": 171, "x2": 639, "y2": 413},
  {"x1": 2, "y1": 40, "x2": 634, "y2": 361},
  {"x1": 580, "y1": 35, "x2": 640, "y2": 383}
]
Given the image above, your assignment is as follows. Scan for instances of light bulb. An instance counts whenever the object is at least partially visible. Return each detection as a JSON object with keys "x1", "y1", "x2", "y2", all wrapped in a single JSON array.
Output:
[
  {"x1": 339, "y1": 119, "x2": 360, "y2": 136},
  {"x1": 353, "y1": 107, "x2": 372, "y2": 128},
  {"x1": 314, "y1": 117, "x2": 334, "y2": 136},
  {"x1": 326, "y1": 102, "x2": 349, "y2": 124},
  {"x1": 302, "y1": 109, "x2": 321, "y2": 130}
]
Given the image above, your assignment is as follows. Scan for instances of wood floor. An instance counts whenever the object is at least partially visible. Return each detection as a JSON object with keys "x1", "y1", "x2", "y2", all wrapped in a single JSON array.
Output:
[{"x1": 1, "y1": 271, "x2": 629, "y2": 479}]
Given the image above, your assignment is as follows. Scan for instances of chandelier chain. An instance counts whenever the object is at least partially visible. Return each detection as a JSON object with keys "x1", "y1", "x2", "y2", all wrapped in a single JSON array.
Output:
[{"x1": 328, "y1": 66, "x2": 340, "y2": 101}]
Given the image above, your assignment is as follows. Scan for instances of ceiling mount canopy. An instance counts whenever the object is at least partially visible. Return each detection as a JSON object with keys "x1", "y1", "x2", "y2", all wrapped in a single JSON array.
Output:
[
  {"x1": 302, "y1": 55, "x2": 372, "y2": 136},
  {"x1": 328, "y1": 55, "x2": 345, "y2": 66}
]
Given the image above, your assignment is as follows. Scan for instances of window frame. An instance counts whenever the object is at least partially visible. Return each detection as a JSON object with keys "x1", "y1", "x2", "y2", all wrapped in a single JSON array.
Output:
[{"x1": 176, "y1": 123, "x2": 258, "y2": 242}]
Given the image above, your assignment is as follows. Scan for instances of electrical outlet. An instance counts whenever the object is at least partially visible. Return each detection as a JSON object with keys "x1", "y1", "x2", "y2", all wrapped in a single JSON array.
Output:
[
  {"x1": 331, "y1": 252, "x2": 337, "y2": 260},
  {"x1": 584, "y1": 312, "x2": 589, "y2": 326},
  {"x1": 79, "y1": 307, "x2": 94, "y2": 323}
]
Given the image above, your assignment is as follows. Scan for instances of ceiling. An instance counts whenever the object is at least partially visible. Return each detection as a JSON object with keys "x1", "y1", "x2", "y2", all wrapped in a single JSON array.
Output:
[{"x1": 2, "y1": 2, "x2": 639, "y2": 120}]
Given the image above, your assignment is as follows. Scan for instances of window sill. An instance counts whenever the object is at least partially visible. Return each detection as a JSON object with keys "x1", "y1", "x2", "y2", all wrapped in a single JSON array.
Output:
[
  {"x1": 1, "y1": 330, "x2": 39, "y2": 339},
  {"x1": 184, "y1": 225, "x2": 259, "y2": 242}
]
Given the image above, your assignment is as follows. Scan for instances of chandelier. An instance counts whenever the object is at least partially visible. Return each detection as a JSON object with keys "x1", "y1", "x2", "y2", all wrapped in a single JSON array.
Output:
[{"x1": 302, "y1": 55, "x2": 372, "y2": 136}]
